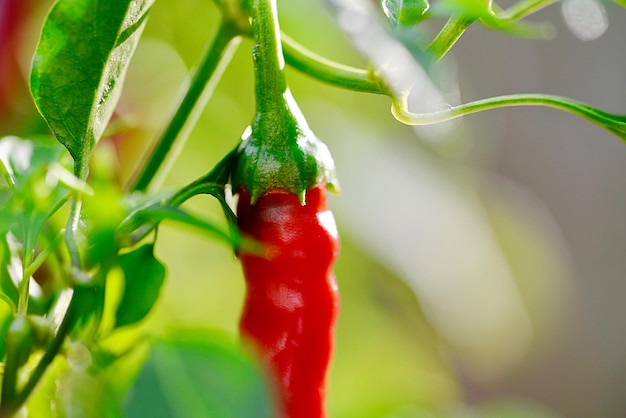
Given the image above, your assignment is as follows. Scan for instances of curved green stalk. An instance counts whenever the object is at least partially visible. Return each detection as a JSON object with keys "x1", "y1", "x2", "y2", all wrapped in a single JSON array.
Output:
[
  {"x1": 129, "y1": 21, "x2": 242, "y2": 192},
  {"x1": 282, "y1": 33, "x2": 390, "y2": 95},
  {"x1": 169, "y1": 147, "x2": 237, "y2": 207},
  {"x1": 392, "y1": 93, "x2": 626, "y2": 141}
]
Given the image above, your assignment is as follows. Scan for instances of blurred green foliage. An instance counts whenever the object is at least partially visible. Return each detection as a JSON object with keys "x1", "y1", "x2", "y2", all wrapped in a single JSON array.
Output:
[{"x1": 3, "y1": 0, "x2": 614, "y2": 416}]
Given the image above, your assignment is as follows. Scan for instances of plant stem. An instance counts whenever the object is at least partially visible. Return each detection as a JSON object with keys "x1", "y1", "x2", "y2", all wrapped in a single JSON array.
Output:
[
  {"x1": 169, "y1": 147, "x2": 237, "y2": 207},
  {"x1": 427, "y1": 15, "x2": 476, "y2": 61},
  {"x1": 281, "y1": 33, "x2": 390, "y2": 95},
  {"x1": 128, "y1": 21, "x2": 242, "y2": 193},
  {"x1": 250, "y1": 0, "x2": 289, "y2": 117},
  {"x1": 17, "y1": 247, "x2": 33, "y2": 316},
  {"x1": 65, "y1": 196, "x2": 82, "y2": 270},
  {"x1": 392, "y1": 93, "x2": 626, "y2": 140},
  {"x1": 496, "y1": 0, "x2": 558, "y2": 21},
  {"x1": 0, "y1": 291, "x2": 77, "y2": 417},
  {"x1": 24, "y1": 231, "x2": 64, "y2": 279},
  {"x1": 0, "y1": 161, "x2": 16, "y2": 190}
]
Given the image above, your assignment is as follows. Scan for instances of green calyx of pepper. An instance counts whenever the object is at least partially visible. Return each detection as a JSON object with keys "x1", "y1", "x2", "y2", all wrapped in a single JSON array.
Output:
[
  {"x1": 232, "y1": 91, "x2": 339, "y2": 205},
  {"x1": 231, "y1": 0, "x2": 339, "y2": 204}
]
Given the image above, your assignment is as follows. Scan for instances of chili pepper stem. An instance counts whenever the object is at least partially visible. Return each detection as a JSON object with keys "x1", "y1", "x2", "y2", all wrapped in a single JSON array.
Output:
[
  {"x1": 233, "y1": 0, "x2": 339, "y2": 202},
  {"x1": 251, "y1": 0, "x2": 289, "y2": 118}
]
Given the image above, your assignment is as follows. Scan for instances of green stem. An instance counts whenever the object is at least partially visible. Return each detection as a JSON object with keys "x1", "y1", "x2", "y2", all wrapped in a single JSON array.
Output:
[
  {"x1": 0, "y1": 318, "x2": 34, "y2": 409},
  {"x1": 0, "y1": 161, "x2": 16, "y2": 191},
  {"x1": 17, "y1": 248, "x2": 33, "y2": 316},
  {"x1": 169, "y1": 147, "x2": 237, "y2": 207},
  {"x1": 65, "y1": 196, "x2": 82, "y2": 270},
  {"x1": 496, "y1": 0, "x2": 558, "y2": 21},
  {"x1": 392, "y1": 93, "x2": 626, "y2": 140},
  {"x1": 128, "y1": 21, "x2": 242, "y2": 193},
  {"x1": 118, "y1": 148, "x2": 238, "y2": 247},
  {"x1": 251, "y1": 0, "x2": 289, "y2": 116},
  {"x1": 282, "y1": 33, "x2": 390, "y2": 95},
  {"x1": 427, "y1": 15, "x2": 476, "y2": 61},
  {"x1": 24, "y1": 231, "x2": 64, "y2": 279},
  {"x1": 0, "y1": 292, "x2": 77, "y2": 417}
]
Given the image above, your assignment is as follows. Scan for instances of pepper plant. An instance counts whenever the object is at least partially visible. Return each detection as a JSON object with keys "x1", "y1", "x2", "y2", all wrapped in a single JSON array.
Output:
[{"x1": 0, "y1": 0, "x2": 624, "y2": 416}]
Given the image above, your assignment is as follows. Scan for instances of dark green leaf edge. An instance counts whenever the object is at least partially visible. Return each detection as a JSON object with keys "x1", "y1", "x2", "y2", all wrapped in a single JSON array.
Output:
[
  {"x1": 114, "y1": 244, "x2": 165, "y2": 328},
  {"x1": 30, "y1": 0, "x2": 155, "y2": 178}
]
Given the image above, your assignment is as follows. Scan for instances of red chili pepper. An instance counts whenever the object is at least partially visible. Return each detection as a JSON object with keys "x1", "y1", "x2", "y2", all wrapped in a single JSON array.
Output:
[
  {"x1": 237, "y1": 185, "x2": 340, "y2": 418},
  {"x1": 0, "y1": 0, "x2": 28, "y2": 114}
]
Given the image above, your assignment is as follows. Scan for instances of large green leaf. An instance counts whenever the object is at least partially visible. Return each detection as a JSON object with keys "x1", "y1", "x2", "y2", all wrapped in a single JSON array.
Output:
[
  {"x1": 30, "y1": 0, "x2": 154, "y2": 177},
  {"x1": 124, "y1": 332, "x2": 274, "y2": 418}
]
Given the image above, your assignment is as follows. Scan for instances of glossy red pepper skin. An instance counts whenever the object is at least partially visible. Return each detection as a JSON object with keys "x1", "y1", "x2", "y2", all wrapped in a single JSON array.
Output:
[{"x1": 237, "y1": 185, "x2": 340, "y2": 418}]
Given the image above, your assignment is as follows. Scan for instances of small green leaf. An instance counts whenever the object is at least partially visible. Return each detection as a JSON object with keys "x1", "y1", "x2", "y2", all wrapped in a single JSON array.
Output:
[
  {"x1": 0, "y1": 136, "x2": 72, "y2": 315},
  {"x1": 381, "y1": 0, "x2": 430, "y2": 27},
  {"x1": 120, "y1": 204, "x2": 239, "y2": 248},
  {"x1": 0, "y1": 301, "x2": 13, "y2": 359},
  {"x1": 0, "y1": 136, "x2": 72, "y2": 265},
  {"x1": 0, "y1": 136, "x2": 68, "y2": 187},
  {"x1": 124, "y1": 332, "x2": 274, "y2": 418},
  {"x1": 168, "y1": 147, "x2": 240, "y2": 241},
  {"x1": 0, "y1": 234, "x2": 19, "y2": 312},
  {"x1": 82, "y1": 176, "x2": 126, "y2": 270},
  {"x1": 115, "y1": 244, "x2": 165, "y2": 328},
  {"x1": 30, "y1": 0, "x2": 154, "y2": 177},
  {"x1": 431, "y1": 0, "x2": 492, "y2": 19}
]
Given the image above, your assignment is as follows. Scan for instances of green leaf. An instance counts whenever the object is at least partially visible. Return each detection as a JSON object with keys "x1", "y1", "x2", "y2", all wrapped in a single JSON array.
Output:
[
  {"x1": 81, "y1": 176, "x2": 126, "y2": 271},
  {"x1": 115, "y1": 244, "x2": 165, "y2": 328},
  {"x1": 431, "y1": 0, "x2": 492, "y2": 19},
  {"x1": 124, "y1": 332, "x2": 274, "y2": 418},
  {"x1": 381, "y1": 0, "x2": 430, "y2": 27},
  {"x1": 0, "y1": 302, "x2": 13, "y2": 359},
  {"x1": 169, "y1": 147, "x2": 240, "y2": 240},
  {"x1": 24, "y1": 333, "x2": 148, "y2": 417},
  {"x1": 0, "y1": 136, "x2": 70, "y2": 240},
  {"x1": 0, "y1": 234, "x2": 19, "y2": 312},
  {"x1": 120, "y1": 204, "x2": 239, "y2": 248},
  {"x1": 30, "y1": 0, "x2": 154, "y2": 177},
  {"x1": 0, "y1": 136, "x2": 71, "y2": 312},
  {"x1": 0, "y1": 136, "x2": 67, "y2": 188}
]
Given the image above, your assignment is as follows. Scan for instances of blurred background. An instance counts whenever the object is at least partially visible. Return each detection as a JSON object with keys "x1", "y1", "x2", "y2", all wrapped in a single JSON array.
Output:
[{"x1": 2, "y1": 0, "x2": 626, "y2": 416}]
